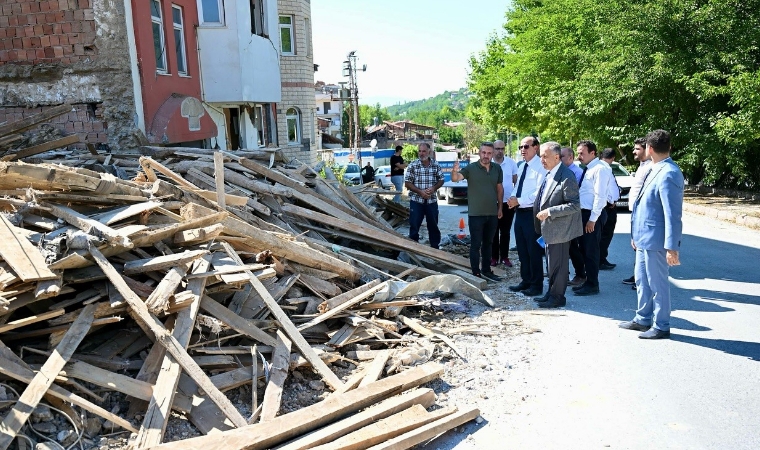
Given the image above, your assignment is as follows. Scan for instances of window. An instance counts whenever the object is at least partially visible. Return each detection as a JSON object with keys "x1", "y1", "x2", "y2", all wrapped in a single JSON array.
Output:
[
  {"x1": 286, "y1": 107, "x2": 301, "y2": 144},
  {"x1": 151, "y1": 0, "x2": 167, "y2": 73},
  {"x1": 323, "y1": 101, "x2": 331, "y2": 113},
  {"x1": 304, "y1": 18, "x2": 310, "y2": 56},
  {"x1": 172, "y1": 5, "x2": 187, "y2": 75},
  {"x1": 250, "y1": 0, "x2": 266, "y2": 36},
  {"x1": 279, "y1": 16, "x2": 294, "y2": 55},
  {"x1": 199, "y1": 0, "x2": 224, "y2": 25}
]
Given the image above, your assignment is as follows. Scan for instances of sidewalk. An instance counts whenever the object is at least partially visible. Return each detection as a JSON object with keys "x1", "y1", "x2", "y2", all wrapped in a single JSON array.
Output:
[{"x1": 683, "y1": 189, "x2": 760, "y2": 230}]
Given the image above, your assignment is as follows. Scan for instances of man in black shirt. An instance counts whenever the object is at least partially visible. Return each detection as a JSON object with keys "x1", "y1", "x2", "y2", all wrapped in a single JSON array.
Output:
[
  {"x1": 361, "y1": 161, "x2": 375, "y2": 184},
  {"x1": 390, "y1": 145, "x2": 407, "y2": 202}
]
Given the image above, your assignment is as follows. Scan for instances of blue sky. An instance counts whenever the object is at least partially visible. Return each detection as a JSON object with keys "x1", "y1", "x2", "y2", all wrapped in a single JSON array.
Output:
[{"x1": 311, "y1": 1, "x2": 511, "y2": 107}]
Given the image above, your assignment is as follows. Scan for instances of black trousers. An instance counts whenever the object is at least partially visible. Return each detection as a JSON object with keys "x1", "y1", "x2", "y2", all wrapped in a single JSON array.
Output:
[
  {"x1": 469, "y1": 215, "x2": 498, "y2": 275},
  {"x1": 599, "y1": 205, "x2": 618, "y2": 263},
  {"x1": 569, "y1": 238, "x2": 585, "y2": 278},
  {"x1": 577, "y1": 208, "x2": 607, "y2": 287},
  {"x1": 547, "y1": 241, "x2": 570, "y2": 302},
  {"x1": 492, "y1": 206, "x2": 516, "y2": 261},
  {"x1": 514, "y1": 208, "x2": 543, "y2": 289}
]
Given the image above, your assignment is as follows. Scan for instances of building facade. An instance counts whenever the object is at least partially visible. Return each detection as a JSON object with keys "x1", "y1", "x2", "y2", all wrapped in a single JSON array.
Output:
[
  {"x1": 276, "y1": 0, "x2": 317, "y2": 163},
  {"x1": 315, "y1": 82, "x2": 343, "y2": 141}
]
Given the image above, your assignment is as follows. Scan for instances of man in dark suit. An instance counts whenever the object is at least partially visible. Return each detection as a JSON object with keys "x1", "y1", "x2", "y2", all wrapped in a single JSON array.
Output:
[{"x1": 533, "y1": 142, "x2": 583, "y2": 308}]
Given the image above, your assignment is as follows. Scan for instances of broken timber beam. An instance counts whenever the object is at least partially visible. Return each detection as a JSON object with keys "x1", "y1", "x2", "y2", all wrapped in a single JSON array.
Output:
[
  {"x1": 0, "y1": 104, "x2": 72, "y2": 137},
  {"x1": 0, "y1": 214, "x2": 58, "y2": 282}
]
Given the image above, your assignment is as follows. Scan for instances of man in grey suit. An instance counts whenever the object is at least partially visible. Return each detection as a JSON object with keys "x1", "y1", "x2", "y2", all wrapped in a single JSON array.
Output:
[
  {"x1": 533, "y1": 142, "x2": 583, "y2": 308},
  {"x1": 619, "y1": 129, "x2": 683, "y2": 339}
]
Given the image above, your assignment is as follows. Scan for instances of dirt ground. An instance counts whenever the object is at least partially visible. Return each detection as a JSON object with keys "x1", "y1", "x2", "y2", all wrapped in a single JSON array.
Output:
[{"x1": 684, "y1": 192, "x2": 760, "y2": 218}]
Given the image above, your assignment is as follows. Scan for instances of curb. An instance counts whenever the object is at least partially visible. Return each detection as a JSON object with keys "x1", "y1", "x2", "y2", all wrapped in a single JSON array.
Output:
[{"x1": 683, "y1": 201, "x2": 760, "y2": 231}]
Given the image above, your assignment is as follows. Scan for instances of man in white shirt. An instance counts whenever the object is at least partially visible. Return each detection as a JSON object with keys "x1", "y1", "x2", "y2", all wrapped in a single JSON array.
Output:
[
  {"x1": 562, "y1": 146, "x2": 586, "y2": 285},
  {"x1": 492, "y1": 139, "x2": 519, "y2": 268},
  {"x1": 571, "y1": 140, "x2": 611, "y2": 296},
  {"x1": 599, "y1": 148, "x2": 621, "y2": 270},
  {"x1": 622, "y1": 137, "x2": 652, "y2": 287},
  {"x1": 506, "y1": 136, "x2": 548, "y2": 297}
]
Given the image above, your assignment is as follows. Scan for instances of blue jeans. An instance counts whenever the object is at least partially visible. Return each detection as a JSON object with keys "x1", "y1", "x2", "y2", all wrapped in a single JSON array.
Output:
[
  {"x1": 391, "y1": 175, "x2": 404, "y2": 202},
  {"x1": 409, "y1": 200, "x2": 441, "y2": 249},
  {"x1": 469, "y1": 215, "x2": 498, "y2": 275}
]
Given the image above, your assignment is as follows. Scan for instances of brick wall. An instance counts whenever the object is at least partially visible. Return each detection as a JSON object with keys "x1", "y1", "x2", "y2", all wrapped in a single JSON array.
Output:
[
  {"x1": 0, "y1": 0, "x2": 98, "y2": 65},
  {"x1": 0, "y1": 103, "x2": 108, "y2": 145}
]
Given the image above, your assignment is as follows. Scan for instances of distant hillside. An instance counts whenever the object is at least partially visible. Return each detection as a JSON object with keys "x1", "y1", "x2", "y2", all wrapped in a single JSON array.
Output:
[{"x1": 386, "y1": 88, "x2": 470, "y2": 123}]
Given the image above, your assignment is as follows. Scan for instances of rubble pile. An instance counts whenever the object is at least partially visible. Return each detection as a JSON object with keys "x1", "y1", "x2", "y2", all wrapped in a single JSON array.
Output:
[{"x1": 0, "y1": 108, "x2": 487, "y2": 450}]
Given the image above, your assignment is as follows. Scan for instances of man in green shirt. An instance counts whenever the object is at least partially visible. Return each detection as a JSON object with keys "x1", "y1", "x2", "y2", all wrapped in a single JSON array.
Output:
[{"x1": 452, "y1": 142, "x2": 504, "y2": 282}]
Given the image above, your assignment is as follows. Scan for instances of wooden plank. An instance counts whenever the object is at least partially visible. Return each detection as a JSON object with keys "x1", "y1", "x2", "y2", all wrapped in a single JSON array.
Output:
[
  {"x1": 218, "y1": 242, "x2": 344, "y2": 391},
  {"x1": 0, "y1": 104, "x2": 72, "y2": 137},
  {"x1": 0, "y1": 345, "x2": 137, "y2": 433},
  {"x1": 318, "y1": 280, "x2": 381, "y2": 313},
  {"x1": 214, "y1": 151, "x2": 226, "y2": 209},
  {"x1": 275, "y1": 389, "x2": 435, "y2": 450},
  {"x1": 139, "y1": 156, "x2": 199, "y2": 190},
  {"x1": 147, "y1": 362, "x2": 444, "y2": 450},
  {"x1": 34, "y1": 275, "x2": 62, "y2": 299},
  {"x1": 0, "y1": 303, "x2": 96, "y2": 449},
  {"x1": 93, "y1": 200, "x2": 163, "y2": 226},
  {"x1": 87, "y1": 245, "x2": 247, "y2": 431},
  {"x1": 0, "y1": 308, "x2": 64, "y2": 333},
  {"x1": 144, "y1": 264, "x2": 188, "y2": 314},
  {"x1": 42, "y1": 202, "x2": 133, "y2": 248},
  {"x1": 298, "y1": 281, "x2": 387, "y2": 332},
  {"x1": 0, "y1": 215, "x2": 58, "y2": 282},
  {"x1": 7, "y1": 134, "x2": 80, "y2": 161},
  {"x1": 309, "y1": 405, "x2": 455, "y2": 450},
  {"x1": 122, "y1": 249, "x2": 207, "y2": 275},
  {"x1": 260, "y1": 331, "x2": 292, "y2": 422},
  {"x1": 358, "y1": 350, "x2": 391, "y2": 388},
  {"x1": 363, "y1": 407, "x2": 480, "y2": 450},
  {"x1": 199, "y1": 296, "x2": 277, "y2": 347},
  {"x1": 332, "y1": 367, "x2": 368, "y2": 396}
]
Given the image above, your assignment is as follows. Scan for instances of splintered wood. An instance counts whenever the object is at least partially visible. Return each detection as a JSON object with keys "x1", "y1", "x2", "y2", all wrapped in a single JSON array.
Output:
[{"x1": 0, "y1": 138, "x2": 486, "y2": 449}]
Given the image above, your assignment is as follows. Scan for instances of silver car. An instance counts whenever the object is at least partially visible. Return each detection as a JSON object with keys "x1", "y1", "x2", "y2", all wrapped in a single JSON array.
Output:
[{"x1": 373, "y1": 165, "x2": 393, "y2": 189}]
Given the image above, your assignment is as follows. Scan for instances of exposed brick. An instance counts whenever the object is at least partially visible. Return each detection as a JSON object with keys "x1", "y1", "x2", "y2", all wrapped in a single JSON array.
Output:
[
  {"x1": 42, "y1": 24, "x2": 53, "y2": 34},
  {"x1": 43, "y1": 46, "x2": 54, "y2": 58},
  {"x1": 8, "y1": 16, "x2": 18, "y2": 27},
  {"x1": 60, "y1": 36, "x2": 68, "y2": 45},
  {"x1": 63, "y1": 44, "x2": 73, "y2": 55},
  {"x1": 12, "y1": 38, "x2": 22, "y2": 49},
  {"x1": 40, "y1": 35, "x2": 50, "y2": 46},
  {"x1": 20, "y1": 3, "x2": 31, "y2": 14},
  {"x1": 54, "y1": 11, "x2": 64, "y2": 22},
  {"x1": 53, "y1": 45, "x2": 63, "y2": 58},
  {"x1": 21, "y1": 37, "x2": 31, "y2": 48},
  {"x1": 57, "y1": 0, "x2": 68, "y2": 10},
  {"x1": 68, "y1": 34, "x2": 79, "y2": 44},
  {"x1": 24, "y1": 26, "x2": 34, "y2": 37},
  {"x1": 0, "y1": 51, "x2": 8, "y2": 62},
  {"x1": 79, "y1": 0, "x2": 91, "y2": 8},
  {"x1": 45, "y1": 13, "x2": 55, "y2": 23},
  {"x1": 73, "y1": 9, "x2": 84, "y2": 21},
  {"x1": 61, "y1": 22, "x2": 72, "y2": 33},
  {"x1": 30, "y1": 36, "x2": 40, "y2": 48},
  {"x1": 50, "y1": 35, "x2": 59, "y2": 45},
  {"x1": 26, "y1": 49, "x2": 35, "y2": 60},
  {"x1": 35, "y1": 48, "x2": 45, "y2": 59},
  {"x1": 52, "y1": 23, "x2": 62, "y2": 33},
  {"x1": 33, "y1": 25, "x2": 43, "y2": 36},
  {"x1": 83, "y1": 9, "x2": 94, "y2": 21},
  {"x1": 30, "y1": 2, "x2": 40, "y2": 13},
  {"x1": 64, "y1": 122, "x2": 75, "y2": 132},
  {"x1": 63, "y1": 10, "x2": 73, "y2": 22},
  {"x1": 73, "y1": 121, "x2": 84, "y2": 131}
]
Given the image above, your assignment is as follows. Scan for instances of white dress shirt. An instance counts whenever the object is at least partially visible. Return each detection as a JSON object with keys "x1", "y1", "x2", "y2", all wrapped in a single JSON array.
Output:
[
  {"x1": 578, "y1": 157, "x2": 611, "y2": 222},
  {"x1": 628, "y1": 160, "x2": 652, "y2": 212},
  {"x1": 495, "y1": 157, "x2": 519, "y2": 201},
  {"x1": 601, "y1": 160, "x2": 620, "y2": 203},
  {"x1": 538, "y1": 163, "x2": 562, "y2": 215},
  {"x1": 509, "y1": 155, "x2": 547, "y2": 208}
]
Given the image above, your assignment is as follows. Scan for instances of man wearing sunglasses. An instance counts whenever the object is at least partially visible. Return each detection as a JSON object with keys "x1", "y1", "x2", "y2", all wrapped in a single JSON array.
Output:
[
  {"x1": 505, "y1": 137, "x2": 548, "y2": 297},
  {"x1": 491, "y1": 140, "x2": 519, "y2": 268}
]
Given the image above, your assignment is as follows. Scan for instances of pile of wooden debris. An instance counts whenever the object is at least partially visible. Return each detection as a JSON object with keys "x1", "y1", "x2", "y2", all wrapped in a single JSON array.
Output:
[{"x1": 0, "y1": 107, "x2": 488, "y2": 450}]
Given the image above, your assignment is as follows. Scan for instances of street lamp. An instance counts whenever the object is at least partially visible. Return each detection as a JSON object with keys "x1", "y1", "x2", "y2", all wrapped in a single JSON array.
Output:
[{"x1": 343, "y1": 51, "x2": 366, "y2": 164}]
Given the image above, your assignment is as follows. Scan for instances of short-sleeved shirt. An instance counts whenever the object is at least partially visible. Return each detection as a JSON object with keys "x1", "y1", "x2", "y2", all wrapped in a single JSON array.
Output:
[
  {"x1": 404, "y1": 159, "x2": 444, "y2": 203},
  {"x1": 495, "y1": 157, "x2": 519, "y2": 201},
  {"x1": 390, "y1": 155, "x2": 405, "y2": 176},
  {"x1": 459, "y1": 161, "x2": 503, "y2": 216}
]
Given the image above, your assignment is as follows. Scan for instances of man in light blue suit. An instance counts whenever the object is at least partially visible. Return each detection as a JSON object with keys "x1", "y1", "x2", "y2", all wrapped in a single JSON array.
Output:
[{"x1": 619, "y1": 129, "x2": 683, "y2": 339}]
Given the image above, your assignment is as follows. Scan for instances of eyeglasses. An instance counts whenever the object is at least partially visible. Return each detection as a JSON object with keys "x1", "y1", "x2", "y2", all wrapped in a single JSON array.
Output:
[{"x1": 518, "y1": 144, "x2": 532, "y2": 149}]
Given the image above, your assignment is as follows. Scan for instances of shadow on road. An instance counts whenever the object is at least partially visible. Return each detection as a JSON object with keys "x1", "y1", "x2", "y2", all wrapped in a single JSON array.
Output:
[{"x1": 671, "y1": 335, "x2": 760, "y2": 361}]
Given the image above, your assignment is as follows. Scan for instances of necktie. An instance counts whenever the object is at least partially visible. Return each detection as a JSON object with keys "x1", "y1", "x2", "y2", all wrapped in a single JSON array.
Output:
[
  {"x1": 578, "y1": 167, "x2": 588, "y2": 188},
  {"x1": 537, "y1": 175, "x2": 548, "y2": 205},
  {"x1": 514, "y1": 163, "x2": 529, "y2": 198}
]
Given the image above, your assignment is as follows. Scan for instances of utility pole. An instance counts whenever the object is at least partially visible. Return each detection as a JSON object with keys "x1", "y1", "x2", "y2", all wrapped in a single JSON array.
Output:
[{"x1": 343, "y1": 51, "x2": 365, "y2": 164}]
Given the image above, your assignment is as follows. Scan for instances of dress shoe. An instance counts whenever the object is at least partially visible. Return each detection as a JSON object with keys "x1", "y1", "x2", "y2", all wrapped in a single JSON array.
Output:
[
  {"x1": 501, "y1": 259, "x2": 513, "y2": 267},
  {"x1": 568, "y1": 276, "x2": 586, "y2": 286},
  {"x1": 481, "y1": 271, "x2": 502, "y2": 283},
  {"x1": 521, "y1": 288, "x2": 542, "y2": 297},
  {"x1": 533, "y1": 292, "x2": 550, "y2": 303},
  {"x1": 490, "y1": 258, "x2": 498, "y2": 267},
  {"x1": 509, "y1": 282, "x2": 530, "y2": 292},
  {"x1": 638, "y1": 328, "x2": 670, "y2": 339},
  {"x1": 573, "y1": 285, "x2": 600, "y2": 296},
  {"x1": 599, "y1": 262, "x2": 616, "y2": 270},
  {"x1": 622, "y1": 276, "x2": 635, "y2": 285},
  {"x1": 618, "y1": 320, "x2": 650, "y2": 332},
  {"x1": 571, "y1": 283, "x2": 585, "y2": 291},
  {"x1": 538, "y1": 299, "x2": 566, "y2": 308}
]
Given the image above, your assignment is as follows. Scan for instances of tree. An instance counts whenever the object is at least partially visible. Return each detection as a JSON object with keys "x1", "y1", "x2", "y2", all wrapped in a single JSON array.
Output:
[
  {"x1": 438, "y1": 125, "x2": 464, "y2": 147},
  {"x1": 461, "y1": 119, "x2": 487, "y2": 153}
]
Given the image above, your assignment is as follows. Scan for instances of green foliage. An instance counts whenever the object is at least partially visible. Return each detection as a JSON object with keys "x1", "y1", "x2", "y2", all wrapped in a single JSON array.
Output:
[
  {"x1": 386, "y1": 89, "x2": 469, "y2": 127},
  {"x1": 437, "y1": 125, "x2": 464, "y2": 146},
  {"x1": 401, "y1": 144, "x2": 418, "y2": 162},
  {"x1": 359, "y1": 103, "x2": 392, "y2": 128},
  {"x1": 468, "y1": 0, "x2": 760, "y2": 189}
]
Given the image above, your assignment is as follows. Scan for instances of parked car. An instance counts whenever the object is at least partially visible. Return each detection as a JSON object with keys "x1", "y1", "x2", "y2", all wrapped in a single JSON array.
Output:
[
  {"x1": 373, "y1": 165, "x2": 393, "y2": 189},
  {"x1": 342, "y1": 163, "x2": 361, "y2": 185},
  {"x1": 610, "y1": 162, "x2": 634, "y2": 208}
]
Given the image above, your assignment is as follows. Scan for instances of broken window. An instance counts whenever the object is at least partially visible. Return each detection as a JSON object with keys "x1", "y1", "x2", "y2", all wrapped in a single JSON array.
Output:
[
  {"x1": 151, "y1": 0, "x2": 167, "y2": 73},
  {"x1": 323, "y1": 102, "x2": 331, "y2": 113},
  {"x1": 172, "y1": 5, "x2": 187, "y2": 75},
  {"x1": 279, "y1": 16, "x2": 294, "y2": 55},
  {"x1": 250, "y1": 0, "x2": 266, "y2": 36},
  {"x1": 286, "y1": 107, "x2": 301, "y2": 144}
]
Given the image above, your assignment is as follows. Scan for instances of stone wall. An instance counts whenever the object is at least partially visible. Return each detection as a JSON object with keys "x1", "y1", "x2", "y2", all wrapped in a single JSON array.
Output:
[
  {"x1": 0, "y1": 0, "x2": 138, "y2": 150},
  {"x1": 276, "y1": 0, "x2": 317, "y2": 165}
]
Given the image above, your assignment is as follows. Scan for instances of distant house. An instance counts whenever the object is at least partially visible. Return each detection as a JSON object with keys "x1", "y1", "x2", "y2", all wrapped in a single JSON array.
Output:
[{"x1": 315, "y1": 83, "x2": 343, "y2": 144}]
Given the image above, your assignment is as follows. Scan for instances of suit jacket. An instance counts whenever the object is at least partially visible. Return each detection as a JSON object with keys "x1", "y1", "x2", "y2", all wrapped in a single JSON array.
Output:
[
  {"x1": 533, "y1": 164, "x2": 583, "y2": 245},
  {"x1": 631, "y1": 157, "x2": 684, "y2": 251}
]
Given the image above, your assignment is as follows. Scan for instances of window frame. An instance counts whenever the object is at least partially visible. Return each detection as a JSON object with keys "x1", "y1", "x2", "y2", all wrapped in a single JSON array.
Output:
[
  {"x1": 151, "y1": 0, "x2": 168, "y2": 73},
  {"x1": 172, "y1": 4, "x2": 188, "y2": 76},
  {"x1": 279, "y1": 15, "x2": 294, "y2": 56},
  {"x1": 285, "y1": 107, "x2": 301, "y2": 145},
  {"x1": 198, "y1": 0, "x2": 225, "y2": 26}
]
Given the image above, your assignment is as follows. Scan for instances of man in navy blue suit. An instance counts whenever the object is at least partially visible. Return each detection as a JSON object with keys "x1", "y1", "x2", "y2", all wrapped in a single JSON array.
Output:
[{"x1": 619, "y1": 130, "x2": 684, "y2": 339}]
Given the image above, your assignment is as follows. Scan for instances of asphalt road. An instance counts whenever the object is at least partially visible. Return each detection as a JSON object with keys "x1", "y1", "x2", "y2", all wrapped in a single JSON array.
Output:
[{"x1": 430, "y1": 201, "x2": 760, "y2": 450}]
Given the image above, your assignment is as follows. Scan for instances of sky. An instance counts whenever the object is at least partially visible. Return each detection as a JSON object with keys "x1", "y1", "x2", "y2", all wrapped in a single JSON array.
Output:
[{"x1": 311, "y1": 1, "x2": 511, "y2": 107}]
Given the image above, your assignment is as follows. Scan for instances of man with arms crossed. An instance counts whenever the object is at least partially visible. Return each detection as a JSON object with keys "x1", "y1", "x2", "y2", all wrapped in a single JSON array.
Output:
[
  {"x1": 619, "y1": 130, "x2": 683, "y2": 339},
  {"x1": 533, "y1": 142, "x2": 583, "y2": 308},
  {"x1": 451, "y1": 142, "x2": 503, "y2": 282},
  {"x1": 404, "y1": 143, "x2": 444, "y2": 249},
  {"x1": 492, "y1": 139, "x2": 519, "y2": 267}
]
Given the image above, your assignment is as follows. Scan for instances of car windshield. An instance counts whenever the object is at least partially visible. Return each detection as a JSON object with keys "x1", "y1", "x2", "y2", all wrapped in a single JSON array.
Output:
[
  {"x1": 611, "y1": 164, "x2": 630, "y2": 177},
  {"x1": 345, "y1": 164, "x2": 359, "y2": 173}
]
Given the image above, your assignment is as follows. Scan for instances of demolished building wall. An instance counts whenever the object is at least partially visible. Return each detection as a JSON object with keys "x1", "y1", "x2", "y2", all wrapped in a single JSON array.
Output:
[{"x1": 0, "y1": 0, "x2": 140, "y2": 150}]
